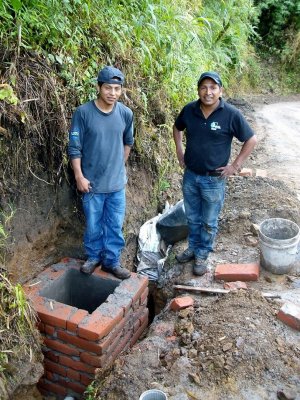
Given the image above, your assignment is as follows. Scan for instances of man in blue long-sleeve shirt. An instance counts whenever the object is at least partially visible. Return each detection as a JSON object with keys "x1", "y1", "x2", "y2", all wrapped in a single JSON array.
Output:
[{"x1": 68, "y1": 66, "x2": 133, "y2": 279}]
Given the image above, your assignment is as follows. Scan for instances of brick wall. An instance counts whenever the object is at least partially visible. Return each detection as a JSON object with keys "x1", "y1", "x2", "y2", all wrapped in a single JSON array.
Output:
[{"x1": 24, "y1": 258, "x2": 149, "y2": 399}]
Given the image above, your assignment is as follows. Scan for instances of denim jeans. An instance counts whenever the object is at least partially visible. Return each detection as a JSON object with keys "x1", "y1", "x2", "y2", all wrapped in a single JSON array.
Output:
[
  {"x1": 82, "y1": 189, "x2": 125, "y2": 268},
  {"x1": 183, "y1": 168, "x2": 226, "y2": 259}
]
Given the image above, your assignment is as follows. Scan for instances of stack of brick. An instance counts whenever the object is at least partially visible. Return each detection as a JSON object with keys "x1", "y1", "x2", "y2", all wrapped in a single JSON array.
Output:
[{"x1": 24, "y1": 259, "x2": 149, "y2": 399}]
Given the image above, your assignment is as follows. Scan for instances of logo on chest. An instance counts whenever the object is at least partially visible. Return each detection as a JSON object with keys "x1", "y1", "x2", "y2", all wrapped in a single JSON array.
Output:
[{"x1": 210, "y1": 122, "x2": 221, "y2": 131}]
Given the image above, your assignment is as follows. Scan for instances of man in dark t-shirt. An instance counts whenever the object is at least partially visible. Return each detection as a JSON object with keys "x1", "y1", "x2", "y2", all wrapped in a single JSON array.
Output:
[{"x1": 173, "y1": 71, "x2": 257, "y2": 276}]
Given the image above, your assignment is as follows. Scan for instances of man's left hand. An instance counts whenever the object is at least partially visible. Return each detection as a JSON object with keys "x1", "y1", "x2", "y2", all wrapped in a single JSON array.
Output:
[{"x1": 216, "y1": 164, "x2": 239, "y2": 177}]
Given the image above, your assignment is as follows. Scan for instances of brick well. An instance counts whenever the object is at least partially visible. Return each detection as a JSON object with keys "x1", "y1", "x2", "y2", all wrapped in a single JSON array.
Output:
[{"x1": 24, "y1": 258, "x2": 149, "y2": 399}]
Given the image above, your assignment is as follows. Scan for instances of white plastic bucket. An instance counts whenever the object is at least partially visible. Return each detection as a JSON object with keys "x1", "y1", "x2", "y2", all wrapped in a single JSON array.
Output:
[
  {"x1": 259, "y1": 218, "x2": 300, "y2": 274},
  {"x1": 139, "y1": 389, "x2": 168, "y2": 400}
]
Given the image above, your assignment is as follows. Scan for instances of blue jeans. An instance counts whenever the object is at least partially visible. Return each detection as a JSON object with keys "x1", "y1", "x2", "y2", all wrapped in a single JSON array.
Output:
[
  {"x1": 82, "y1": 189, "x2": 126, "y2": 268},
  {"x1": 183, "y1": 168, "x2": 226, "y2": 259}
]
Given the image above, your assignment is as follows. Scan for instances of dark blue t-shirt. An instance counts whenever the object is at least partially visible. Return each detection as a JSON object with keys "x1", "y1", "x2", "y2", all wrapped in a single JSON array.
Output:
[
  {"x1": 68, "y1": 100, "x2": 133, "y2": 193},
  {"x1": 175, "y1": 98, "x2": 254, "y2": 174}
]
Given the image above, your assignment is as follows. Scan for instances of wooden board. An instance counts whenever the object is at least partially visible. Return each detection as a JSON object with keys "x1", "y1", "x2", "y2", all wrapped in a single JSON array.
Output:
[{"x1": 173, "y1": 284, "x2": 281, "y2": 298}]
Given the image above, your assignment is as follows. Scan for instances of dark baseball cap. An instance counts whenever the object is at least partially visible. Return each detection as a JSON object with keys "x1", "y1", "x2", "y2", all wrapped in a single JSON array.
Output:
[
  {"x1": 97, "y1": 66, "x2": 124, "y2": 85},
  {"x1": 197, "y1": 71, "x2": 222, "y2": 87}
]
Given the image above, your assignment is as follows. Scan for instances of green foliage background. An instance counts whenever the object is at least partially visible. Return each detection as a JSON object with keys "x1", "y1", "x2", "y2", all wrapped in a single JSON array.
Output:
[
  {"x1": 0, "y1": 0, "x2": 260, "y2": 103},
  {"x1": 0, "y1": 0, "x2": 299, "y2": 196},
  {"x1": 0, "y1": 0, "x2": 259, "y2": 202}
]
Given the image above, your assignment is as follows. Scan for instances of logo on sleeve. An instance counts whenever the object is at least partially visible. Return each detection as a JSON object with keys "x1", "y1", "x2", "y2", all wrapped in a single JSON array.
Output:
[
  {"x1": 70, "y1": 131, "x2": 79, "y2": 137},
  {"x1": 210, "y1": 122, "x2": 221, "y2": 131}
]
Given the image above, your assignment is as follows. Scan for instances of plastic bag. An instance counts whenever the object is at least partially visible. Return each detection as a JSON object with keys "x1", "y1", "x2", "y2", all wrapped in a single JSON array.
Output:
[
  {"x1": 137, "y1": 214, "x2": 171, "y2": 281},
  {"x1": 156, "y1": 199, "x2": 188, "y2": 244}
]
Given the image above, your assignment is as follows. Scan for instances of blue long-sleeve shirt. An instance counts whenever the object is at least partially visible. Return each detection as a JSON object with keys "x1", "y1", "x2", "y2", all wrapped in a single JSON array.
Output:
[{"x1": 68, "y1": 100, "x2": 134, "y2": 193}]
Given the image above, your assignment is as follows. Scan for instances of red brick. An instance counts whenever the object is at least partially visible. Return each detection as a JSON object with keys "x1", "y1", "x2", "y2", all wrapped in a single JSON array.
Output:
[
  {"x1": 44, "y1": 338, "x2": 80, "y2": 356},
  {"x1": 215, "y1": 263, "x2": 259, "y2": 281},
  {"x1": 277, "y1": 302, "x2": 300, "y2": 331},
  {"x1": 37, "y1": 387, "x2": 48, "y2": 397},
  {"x1": 132, "y1": 299, "x2": 141, "y2": 311},
  {"x1": 170, "y1": 296, "x2": 194, "y2": 311},
  {"x1": 93, "y1": 267, "x2": 120, "y2": 281},
  {"x1": 133, "y1": 305, "x2": 147, "y2": 326},
  {"x1": 45, "y1": 371, "x2": 54, "y2": 381},
  {"x1": 115, "y1": 274, "x2": 149, "y2": 304},
  {"x1": 130, "y1": 315, "x2": 148, "y2": 347},
  {"x1": 35, "y1": 299, "x2": 74, "y2": 329},
  {"x1": 57, "y1": 330, "x2": 102, "y2": 354},
  {"x1": 105, "y1": 329, "x2": 124, "y2": 356},
  {"x1": 97, "y1": 302, "x2": 124, "y2": 323},
  {"x1": 223, "y1": 281, "x2": 248, "y2": 290},
  {"x1": 44, "y1": 359, "x2": 67, "y2": 376},
  {"x1": 80, "y1": 352, "x2": 103, "y2": 367},
  {"x1": 255, "y1": 169, "x2": 267, "y2": 177},
  {"x1": 38, "y1": 379, "x2": 67, "y2": 396},
  {"x1": 239, "y1": 168, "x2": 253, "y2": 176},
  {"x1": 139, "y1": 308, "x2": 149, "y2": 327},
  {"x1": 151, "y1": 321, "x2": 175, "y2": 337},
  {"x1": 59, "y1": 355, "x2": 96, "y2": 374},
  {"x1": 133, "y1": 318, "x2": 140, "y2": 333},
  {"x1": 108, "y1": 330, "x2": 132, "y2": 366},
  {"x1": 44, "y1": 350, "x2": 59, "y2": 363},
  {"x1": 96, "y1": 311, "x2": 133, "y2": 354},
  {"x1": 78, "y1": 314, "x2": 117, "y2": 341},
  {"x1": 37, "y1": 321, "x2": 45, "y2": 333},
  {"x1": 140, "y1": 287, "x2": 149, "y2": 305},
  {"x1": 44, "y1": 324, "x2": 55, "y2": 336},
  {"x1": 80, "y1": 373, "x2": 93, "y2": 386},
  {"x1": 23, "y1": 281, "x2": 42, "y2": 298},
  {"x1": 106, "y1": 293, "x2": 132, "y2": 316},
  {"x1": 67, "y1": 309, "x2": 89, "y2": 332},
  {"x1": 65, "y1": 380, "x2": 86, "y2": 394},
  {"x1": 166, "y1": 335, "x2": 177, "y2": 342},
  {"x1": 67, "y1": 368, "x2": 80, "y2": 381}
]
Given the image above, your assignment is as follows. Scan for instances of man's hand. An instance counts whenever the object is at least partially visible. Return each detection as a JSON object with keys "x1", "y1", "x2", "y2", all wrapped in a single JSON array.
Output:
[
  {"x1": 176, "y1": 148, "x2": 185, "y2": 168},
  {"x1": 76, "y1": 176, "x2": 91, "y2": 193},
  {"x1": 216, "y1": 164, "x2": 239, "y2": 177},
  {"x1": 173, "y1": 125, "x2": 185, "y2": 169}
]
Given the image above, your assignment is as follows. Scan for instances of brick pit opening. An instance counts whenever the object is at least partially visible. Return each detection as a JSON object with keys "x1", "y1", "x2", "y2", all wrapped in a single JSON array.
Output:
[{"x1": 24, "y1": 258, "x2": 149, "y2": 399}]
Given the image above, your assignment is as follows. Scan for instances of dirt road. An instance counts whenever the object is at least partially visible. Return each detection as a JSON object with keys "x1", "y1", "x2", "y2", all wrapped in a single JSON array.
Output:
[{"x1": 255, "y1": 101, "x2": 300, "y2": 199}]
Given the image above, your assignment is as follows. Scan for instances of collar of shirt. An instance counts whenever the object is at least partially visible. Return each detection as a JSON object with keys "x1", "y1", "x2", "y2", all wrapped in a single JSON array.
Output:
[{"x1": 192, "y1": 97, "x2": 224, "y2": 117}]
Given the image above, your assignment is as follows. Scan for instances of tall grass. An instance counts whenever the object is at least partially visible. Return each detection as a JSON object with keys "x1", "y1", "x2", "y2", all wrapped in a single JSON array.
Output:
[
  {"x1": 0, "y1": 0, "x2": 258, "y2": 105},
  {"x1": 0, "y1": 0, "x2": 259, "y2": 203}
]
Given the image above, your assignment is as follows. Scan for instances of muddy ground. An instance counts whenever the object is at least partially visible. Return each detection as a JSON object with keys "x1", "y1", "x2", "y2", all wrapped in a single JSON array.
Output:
[{"x1": 93, "y1": 96, "x2": 300, "y2": 400}]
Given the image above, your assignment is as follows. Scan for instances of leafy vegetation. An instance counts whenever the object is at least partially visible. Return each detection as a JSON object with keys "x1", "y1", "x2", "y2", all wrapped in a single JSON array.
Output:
[
  {"x1": 254, "y1": 0, "x2": 300, "y2": 91},
  {"x1": 0, "y1": 0, "x2": 263, "y2": 210},
  {"x1": 0, "y1": 272, "x2": 42, "y2": 397},
  {"x1": 0, "y1": 206, "x2": 14, "y2": 264}
]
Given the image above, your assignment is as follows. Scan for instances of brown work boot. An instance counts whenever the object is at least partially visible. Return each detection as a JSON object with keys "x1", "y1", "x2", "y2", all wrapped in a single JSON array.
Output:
[
  {"x1": 175, "y1": 248, "x2": 194, "y2": 263},
  {"x1": 80, "y1": 259, "x2": 100, "y2": 275},
  {"x1": 102, "y1": 265, "x2": 131, "y2": 280},
  {"x1": 193, "y1": 257, "x2": 208, "y2": 276}
]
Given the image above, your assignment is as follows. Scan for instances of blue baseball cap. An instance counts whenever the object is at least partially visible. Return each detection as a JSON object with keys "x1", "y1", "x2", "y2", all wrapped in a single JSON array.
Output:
[
  {"x1": 198, "y1": 71, "x2": 222, "y2": 87},
  {"x1": 97, "y1": 66, "x2": 124, "y2": 85}
]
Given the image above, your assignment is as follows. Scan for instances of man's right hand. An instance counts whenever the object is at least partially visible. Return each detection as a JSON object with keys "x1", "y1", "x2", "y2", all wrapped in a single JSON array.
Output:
[
  {"x1": 176, "y1": 149, "x2": 185, "y2": 168},
  {"x1": 76, "y1": 176, "x2": 91, "y2": 193}
]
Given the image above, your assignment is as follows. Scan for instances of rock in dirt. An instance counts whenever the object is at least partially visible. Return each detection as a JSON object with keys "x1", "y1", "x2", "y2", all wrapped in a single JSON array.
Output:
[{"x1": 277, "y1": 388, "x2": 297, "y2": 400}]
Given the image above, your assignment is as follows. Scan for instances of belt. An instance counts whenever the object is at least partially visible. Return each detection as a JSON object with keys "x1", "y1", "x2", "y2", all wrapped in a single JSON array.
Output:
[{"x1": 200, "y1": 170, "x2": 222, "y2": 177}]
